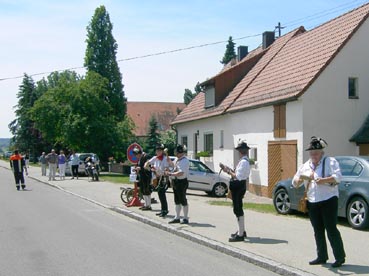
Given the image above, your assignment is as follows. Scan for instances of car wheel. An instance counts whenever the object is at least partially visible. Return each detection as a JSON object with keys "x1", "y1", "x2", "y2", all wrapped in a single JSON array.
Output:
[
  {"x1": 347, "y1": 197, "x2": 369, "y2": 230},
  {"x1": 273, "y1": 189, "x2": 292, "y2": 215},
  {"x1": 212, "y1": 183, "x2": 227, "y2": 197}
]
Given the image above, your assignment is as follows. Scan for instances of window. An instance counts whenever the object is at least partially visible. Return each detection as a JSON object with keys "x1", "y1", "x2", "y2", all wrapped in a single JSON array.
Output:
[
  {"x1": 220, "y1": 130, "x2": 224, "y2": 148},
  {"x1": 181, "y1": 136, "x2": 188, "y2": 147},
  {"x1": 189, "y1": 160, "x2": 211, "y2": 172},
  {"x1": 204, "y1": 133, "x2": 213, "y2": 154},
  {"x1": 337, "y1": 158, "x2": 363, "y2": 176},
  {"x1": 204, "y1": 86, "x2": 215, "y2": 108},
  {"x1": 274, "y1": 104, "x2": 286, "y2": 138},
  {"x1": 249, "y1": 147, "x2": 258, "y2": 162},
  {"x1": 348, "y1": 77, "x2": 359, "y2": 99}
]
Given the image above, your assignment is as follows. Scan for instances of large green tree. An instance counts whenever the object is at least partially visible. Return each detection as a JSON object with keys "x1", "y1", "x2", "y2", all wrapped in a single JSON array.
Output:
[
  {"x1": 84, "y1": 5, "x2": 126, "y2": 120},
  {"x1": 220, "y1": 36, "x2": 236, "y2": 65},
  {"x1": 8, "y1": 74, "x2": 47, "y2": 157},
  {"x1": 183, "y1": 82, "x2": 203, "y2": 105},
  {"x1": 146, "y1": 116, "x2": 160, "y2": 156}
]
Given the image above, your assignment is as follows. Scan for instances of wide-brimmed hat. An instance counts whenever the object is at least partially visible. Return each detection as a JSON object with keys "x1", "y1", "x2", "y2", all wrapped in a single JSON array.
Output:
[
  {"x1": 235, "y1": 141, "x2": 250, "y2": 150},
  {"x1": 156, "y1": 143, "x2": 165, "y2": 150},
  {"x1": 175, "y1": 144, "x2": 187, "y2": 153},
  {"x1": 305, "y1": 136, "x2": 328, "y2": 151}
]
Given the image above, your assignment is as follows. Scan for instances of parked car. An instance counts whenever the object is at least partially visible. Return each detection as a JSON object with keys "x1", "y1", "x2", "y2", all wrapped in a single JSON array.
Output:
[
  {"x1": 3, "y1": 151, "x2": 13, "y2": 158},
  {"x1": 186, "y1": 159, "x2": 230, "y2": 197},
  {"x1": 272, "y1": 156, "x2": 369, "y2": 230},
  {"x1": 65, "y1": 153, "x2": 100, "y2": 176}
]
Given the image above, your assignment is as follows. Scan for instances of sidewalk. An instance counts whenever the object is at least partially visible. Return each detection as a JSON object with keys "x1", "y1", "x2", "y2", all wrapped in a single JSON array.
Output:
[{"x1": 2, "y1": 160, "x2": 369, "y2": 276}]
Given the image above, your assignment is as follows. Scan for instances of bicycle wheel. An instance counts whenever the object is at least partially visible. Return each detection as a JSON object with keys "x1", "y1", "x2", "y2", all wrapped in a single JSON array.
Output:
[{"x1": 120, "y1": 188, "x2": 128, "y2": 203}]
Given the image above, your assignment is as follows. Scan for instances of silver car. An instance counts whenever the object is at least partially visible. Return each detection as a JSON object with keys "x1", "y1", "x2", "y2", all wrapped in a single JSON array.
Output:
[
  {"x1": 272, "y1": 156, "x2": 369, "y2": 230},
  {"x1": 186, "y1": 159, "x2": 230, "y2": 197}
]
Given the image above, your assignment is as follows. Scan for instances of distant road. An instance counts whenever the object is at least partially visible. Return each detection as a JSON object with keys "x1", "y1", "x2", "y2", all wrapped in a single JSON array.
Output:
[{"x1": 0, "y1": 167, "x2": 276, "y2": 276}]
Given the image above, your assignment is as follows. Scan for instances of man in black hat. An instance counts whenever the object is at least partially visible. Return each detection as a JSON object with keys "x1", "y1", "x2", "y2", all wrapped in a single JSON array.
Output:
[
  {"x1": 146, "y1": 144, "x2": 171, "y2": 217},
  {"x1": 133, "y1": 147, "x2": 152, "y2": 210},
  {"x1": 167, "y1": 145, "x2": 190, "y2": 224},
  {"x1": 220, "y1": 141, "x2": 250, "y2": 242},
  {"x1": 293, "y1": 136, "x2": 345, "y2": 268}
]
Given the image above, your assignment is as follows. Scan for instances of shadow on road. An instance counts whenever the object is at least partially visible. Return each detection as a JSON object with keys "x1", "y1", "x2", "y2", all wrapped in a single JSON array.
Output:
[
  {"x1": 246, "y1": 236, "x2": 288, "y2": 245},
  {"x1": 327, "y1": 264, "x2": 369, "y2": 275}
]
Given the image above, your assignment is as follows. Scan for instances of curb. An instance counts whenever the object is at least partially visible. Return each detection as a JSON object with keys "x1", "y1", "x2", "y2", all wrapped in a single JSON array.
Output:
[{"x1": 1, "y1": 165, "x2": 316, "y2": 276}]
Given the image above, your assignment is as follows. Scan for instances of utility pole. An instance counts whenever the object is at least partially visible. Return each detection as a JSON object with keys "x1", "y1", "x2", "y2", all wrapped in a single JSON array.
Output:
[{"x1": 275, "y1": 22, "x2": 285, "y2": 37}]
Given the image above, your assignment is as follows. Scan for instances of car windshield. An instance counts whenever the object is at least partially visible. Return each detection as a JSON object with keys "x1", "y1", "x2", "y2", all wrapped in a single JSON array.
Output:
[
  {"x1": 189, "y1": 161, "x2": 213, "y2": 173},
  {"x1": 79, "y1": 154, "x2": 92, "y2": 161}
]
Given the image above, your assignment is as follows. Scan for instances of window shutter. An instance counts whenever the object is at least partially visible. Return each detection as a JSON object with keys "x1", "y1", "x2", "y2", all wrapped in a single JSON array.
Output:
[{"x1": 274, "y1": 105, "x2": 280, "y2": 138}]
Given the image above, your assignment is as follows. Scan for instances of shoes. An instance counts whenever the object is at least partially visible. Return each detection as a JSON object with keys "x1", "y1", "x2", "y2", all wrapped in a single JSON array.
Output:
[
  {"x1": 331, "y1": 259, "x2": 345, "y2": 268},
  {"x1": 159, "y1": 211, "x2": 168, "y2": 217},
  {"x1": 156, "y1": 212, "x2": 162, "y2": 216},
  {"x1": 169, "y1": 219, "x2": 180, "y2": 224},
  {"x1": 228, "y1": 235, "x2": 245, "y2": 242},
  {"x1": 141, "y1": 206, "x2": 152, "y2": 211},
  {"x1": 71, "y1": 177, "x2": 74, "y2": 179},
  {"x1": 231, "y1": 231, "x2": 247, "y2": 238},
  {"x1": 21, "y1": 186, "x2": 26, "y2": 190},
  {"x1": 181, "y1": 219, "x2": 189, "y2": 224},
  {"x1": 16, "y1": 186, "x2": 20, "y2": 191},
  {"x1": 309, "y1": 259, "x2": 327, "y2": 265}
]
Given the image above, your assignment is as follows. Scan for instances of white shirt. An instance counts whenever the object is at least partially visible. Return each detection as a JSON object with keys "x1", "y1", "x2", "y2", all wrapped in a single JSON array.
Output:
[
  {"x1": 149, "y1": 155, "x2": 170, "y2": 176},
  {"x1": 293, "y1": 156, "x2": 341, "y2": 203},
  {"x1": 174, "y1": 156, "x2": 189, "y2": 179},
  {"x1": 235, "y1": 156, "x2": 250, "y2": 181}
]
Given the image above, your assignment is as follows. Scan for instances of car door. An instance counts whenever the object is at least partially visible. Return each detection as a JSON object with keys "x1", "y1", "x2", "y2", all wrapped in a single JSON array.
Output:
[
  {"x1": 336, "y1": 157, "x2": 362, "y2": 214},
  {"x1": 188, "y1": 160, "x2": 212, "y2": 191}
]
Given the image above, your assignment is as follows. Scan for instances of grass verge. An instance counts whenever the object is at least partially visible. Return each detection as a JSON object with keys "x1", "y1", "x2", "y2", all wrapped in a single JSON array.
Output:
[
  {"x1": 99, "y1": 173, "x2": 131, "y2": 185},
  {"x1": 208, "y1": 200, "x2": 276, "y2": 214}
]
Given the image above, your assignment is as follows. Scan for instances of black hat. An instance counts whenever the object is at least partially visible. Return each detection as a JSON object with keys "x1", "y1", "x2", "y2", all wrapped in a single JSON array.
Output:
[
  {"x1": 156, "y1": 143, "x2": 165, "y2": 150},
  {"x1": 235, "y1": 141, "x2": 250, "y2": 150},
  {"x1": 305, "y1": 136, "x2": 328, "y2": 151},
  {"x1": 176, "y1": 144, "x2": 187, "y2": 153},
  {"x1": 132, "y1": 147, "x2": 142, "y2": 154}
]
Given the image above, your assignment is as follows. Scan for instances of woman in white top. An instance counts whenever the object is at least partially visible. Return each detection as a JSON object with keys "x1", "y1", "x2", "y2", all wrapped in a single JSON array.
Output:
[{"x1": 293, "y1": 136, "x2": 345, "y2": 268}]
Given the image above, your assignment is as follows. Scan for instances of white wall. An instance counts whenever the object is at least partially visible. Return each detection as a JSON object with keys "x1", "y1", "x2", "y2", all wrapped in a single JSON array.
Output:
[
  {"x1": 302, "y1": 18, "x2": 369, "y2": 160},
  {"x1": 176, "y1": 101, "x2": 304, "y2": 186}
]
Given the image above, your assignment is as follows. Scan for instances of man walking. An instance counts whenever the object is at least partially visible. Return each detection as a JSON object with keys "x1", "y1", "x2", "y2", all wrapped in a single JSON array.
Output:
[
  {"x1": 46, "y1": 149, "x2": 58, "y2": 181},
  {"x1": 39, "y1": 152, "x2": 48, "y2": 176},
  {"x1": 10, "y1": 150, "x2": 28, "y2": 190}
]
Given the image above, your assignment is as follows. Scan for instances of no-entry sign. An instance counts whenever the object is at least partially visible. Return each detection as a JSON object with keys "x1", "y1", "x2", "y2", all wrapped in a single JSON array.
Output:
[{"x1": 127, "y1": 143, "x2": 142, "y2": 163}]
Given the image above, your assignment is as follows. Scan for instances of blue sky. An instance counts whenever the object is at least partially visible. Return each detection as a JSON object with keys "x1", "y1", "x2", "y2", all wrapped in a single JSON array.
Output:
[{"x1": 1, "y1": 0, "x2": 368, "y2": 137}]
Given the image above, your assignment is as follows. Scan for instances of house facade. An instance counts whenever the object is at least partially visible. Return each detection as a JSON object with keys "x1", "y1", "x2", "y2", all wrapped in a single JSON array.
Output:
[{"x1": 172, "y1": 4, "x2": 369, "y2": 197}]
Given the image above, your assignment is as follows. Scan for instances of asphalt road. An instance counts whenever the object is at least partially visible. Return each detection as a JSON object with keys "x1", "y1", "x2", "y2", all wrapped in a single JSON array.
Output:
[{"x1": 0, "y1": 167, "x2": 276, "y2": 276}]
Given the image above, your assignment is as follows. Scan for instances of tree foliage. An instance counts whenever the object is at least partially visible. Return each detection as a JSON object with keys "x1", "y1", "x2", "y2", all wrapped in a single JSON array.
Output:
[
  {"x1": 220, "y1": 36, "x2": 236, "y2": 65},
  {"x1": 146, "y1": 116, "x2": 160, "y2": 156},
  {"x1": 160, "y1": 129, "x2": 176, "y2": 156},
  {"x1": 84, "y1": 5, "x2": 126, "y2": 120},
  {"x1": 183, "y1": 82, "x2": 203, "y2": 105}
]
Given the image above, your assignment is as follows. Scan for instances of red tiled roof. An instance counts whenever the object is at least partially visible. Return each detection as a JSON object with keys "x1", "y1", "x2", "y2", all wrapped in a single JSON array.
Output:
[
  {"x1": 173, "y1": 3, "x2": 369, "y2": 124},
  {"x1": 127, "y1": 102, "x2": 185, "y2": 136}
]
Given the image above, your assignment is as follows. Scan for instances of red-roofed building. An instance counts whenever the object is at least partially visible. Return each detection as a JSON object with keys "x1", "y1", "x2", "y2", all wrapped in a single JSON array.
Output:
[
  {"x1": 172, "y1": 3, "x2": 369, "y2": 197},
  {"x1": 127, "y1": 102, "x2": 185, "y2": 137}
]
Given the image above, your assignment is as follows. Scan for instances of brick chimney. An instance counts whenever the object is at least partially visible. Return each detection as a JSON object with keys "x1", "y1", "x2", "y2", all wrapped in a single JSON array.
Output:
[
  {"x1": 237, "y1": 46, "x2": 248, "y2": 62},
  {"x1": 262, "y1": 31, "x2": 275, "y2": 49}
]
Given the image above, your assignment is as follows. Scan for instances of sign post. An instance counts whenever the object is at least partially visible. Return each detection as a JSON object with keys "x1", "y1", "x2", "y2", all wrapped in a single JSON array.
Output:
[{"x1": 126, "y1": 143, "x2": 143, "y2": 207}]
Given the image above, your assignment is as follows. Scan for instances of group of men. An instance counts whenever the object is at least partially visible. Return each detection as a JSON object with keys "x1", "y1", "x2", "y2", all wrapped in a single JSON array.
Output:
[{"x1": 133, "y1": 141, "x2": 251, "y2": 236}]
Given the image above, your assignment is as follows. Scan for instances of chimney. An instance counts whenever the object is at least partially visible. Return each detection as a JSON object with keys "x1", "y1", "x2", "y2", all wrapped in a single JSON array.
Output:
[
  {"x1": 262, "y1": 31, "x2": 275, "y2": 49},
  {"x1": 237, "y1": 46, "x2": 248, "y2": 62}
]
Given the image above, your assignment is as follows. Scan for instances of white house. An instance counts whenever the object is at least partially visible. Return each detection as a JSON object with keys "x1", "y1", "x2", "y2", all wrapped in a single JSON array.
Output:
[{"x1": 172, "y1": 3, "x2": 369, "y2": 197}]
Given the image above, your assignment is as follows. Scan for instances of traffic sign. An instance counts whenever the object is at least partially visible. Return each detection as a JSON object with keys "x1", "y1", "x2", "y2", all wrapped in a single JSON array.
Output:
[{"x1": 127, "y1": 143, "x2": 142, "y2": 163}]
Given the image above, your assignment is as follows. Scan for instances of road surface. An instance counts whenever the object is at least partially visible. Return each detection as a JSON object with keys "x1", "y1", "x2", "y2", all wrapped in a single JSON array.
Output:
[{"x1": 0, "y1": 167, "x2": 276, "y2": 276}]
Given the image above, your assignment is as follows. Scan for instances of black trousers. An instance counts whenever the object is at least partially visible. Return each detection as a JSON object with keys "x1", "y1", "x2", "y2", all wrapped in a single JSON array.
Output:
[
  {"x1": 230, "y1": 180, "x2": 247, "y2": 218},
  {"x1": 157, "y1": 178, "x2": 168, "y2": 212},
  {"x1": 308, "y1": 196, "x2": 346, "y2": 261},
  {"x1": 139, "y1": 176, "x2": 152, "y2": 196},
  {"x1": 14, "y1": 172, "x2": 25, "y2": 186},
  {"x1": 173, "y1": 178, "x2": 188, "y2": 206},
  {"x1": 71, "y1": 165, "x2": 79, "y2": 177}
]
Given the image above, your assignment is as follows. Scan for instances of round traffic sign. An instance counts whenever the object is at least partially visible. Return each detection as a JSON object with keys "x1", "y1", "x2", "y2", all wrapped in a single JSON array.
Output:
[{"x1": 127, "y1": 143, "x2": 142, "y2": 163}]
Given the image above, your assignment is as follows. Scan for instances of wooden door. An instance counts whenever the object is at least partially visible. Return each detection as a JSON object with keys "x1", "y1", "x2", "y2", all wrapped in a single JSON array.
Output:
[{"x1": 268, "y1": 140, "x2": 297, "y2": 197}]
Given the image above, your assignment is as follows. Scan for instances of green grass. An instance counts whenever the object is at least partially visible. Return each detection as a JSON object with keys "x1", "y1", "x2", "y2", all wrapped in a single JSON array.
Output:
[
  {"x1": 208, "y1": 200, "x2": 276, "y2": 214},
  {"x1": 99, "y1": 173, "x2": 131, "y2": 185}
]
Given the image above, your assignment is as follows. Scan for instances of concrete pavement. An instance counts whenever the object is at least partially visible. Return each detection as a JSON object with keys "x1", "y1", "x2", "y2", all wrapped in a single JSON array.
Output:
[{"x1": 2, "y1": 159, "x2": 369, "y2": 276}]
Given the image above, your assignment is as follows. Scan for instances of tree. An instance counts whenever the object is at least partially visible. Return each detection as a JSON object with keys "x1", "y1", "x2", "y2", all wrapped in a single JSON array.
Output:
[
  {"x1": 220, "y1": 36, "x2": 236, "y2": 65},
  {"x1": 184, "y1": 88, "x2": 194, "y2": 105},
  {"x1": 8, "y1": 74, "x2": 46, "y2": 158},
  {"x1": 146, "y1": 116, "x2": 160, "y2": 156},
  {"x1": 160, "y1": 129, "x2": 176, "y2": 156},
  {"x1": 84, "y1": 5, "x2": 126, "y2": 121}
]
